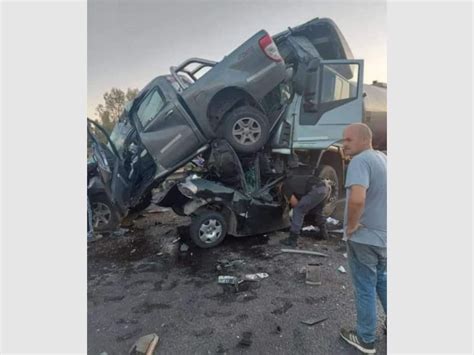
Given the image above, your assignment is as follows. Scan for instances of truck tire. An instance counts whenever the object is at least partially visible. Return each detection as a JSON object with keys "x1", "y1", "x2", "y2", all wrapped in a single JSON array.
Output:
[
  {"x1": 90, "y1": 193, "x2": 120, "y2": 232},
  {"x1": 220, "y1": 106, "x2": 269, "y2": 154},
  {"x1": 189, "y1": 210, "x2": 228, "y2": 248},
  {"x1": 317, "y1": 164, "x2": 339, "y2": 217}
]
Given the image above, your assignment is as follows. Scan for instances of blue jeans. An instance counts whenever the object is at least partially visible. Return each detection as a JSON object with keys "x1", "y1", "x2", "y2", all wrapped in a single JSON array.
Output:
[{"x1": 347, "y1": 240, "x2": 387, "y2": 343}]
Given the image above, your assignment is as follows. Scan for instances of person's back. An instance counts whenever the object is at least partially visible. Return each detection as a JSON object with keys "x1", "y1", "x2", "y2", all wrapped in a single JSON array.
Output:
[{"x1": 344, "y1": 149, "x2": 387, "y2": 247}]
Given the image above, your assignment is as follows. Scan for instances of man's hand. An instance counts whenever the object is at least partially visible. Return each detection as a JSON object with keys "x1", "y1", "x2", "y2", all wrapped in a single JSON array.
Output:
[
  {"x1": 346, "y1": 223, "x2": 363, "y2": 237},
  {"x1": 289, "y1": 194, "x2": 299, "y2": 208}
]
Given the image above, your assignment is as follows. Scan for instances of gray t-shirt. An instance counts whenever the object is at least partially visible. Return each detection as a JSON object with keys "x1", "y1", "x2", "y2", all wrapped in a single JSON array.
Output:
[{"x1": 344, "y1": 149, "x2": 387, "y2": 247}]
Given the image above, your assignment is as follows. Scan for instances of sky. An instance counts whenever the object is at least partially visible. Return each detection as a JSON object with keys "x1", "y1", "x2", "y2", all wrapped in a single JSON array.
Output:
[{"x1": 88, "y1": 0, "x2": 386, "y2": 119}]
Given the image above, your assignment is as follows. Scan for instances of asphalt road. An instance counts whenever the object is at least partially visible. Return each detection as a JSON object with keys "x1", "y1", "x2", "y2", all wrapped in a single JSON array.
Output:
[{"x1": 88, "y1": 211, "x2": 387, "y2": 354}]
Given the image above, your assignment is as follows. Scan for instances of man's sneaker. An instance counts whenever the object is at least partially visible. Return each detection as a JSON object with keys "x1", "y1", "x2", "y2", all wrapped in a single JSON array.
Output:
[{"x1": 340, "y1": 328, "x2": 376, "y2": 354}]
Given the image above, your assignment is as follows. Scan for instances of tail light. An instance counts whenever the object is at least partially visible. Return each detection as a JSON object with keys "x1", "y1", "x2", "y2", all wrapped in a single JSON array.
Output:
[{"x1": 259, "y1": 33, "x2": 282, "y2": 62}]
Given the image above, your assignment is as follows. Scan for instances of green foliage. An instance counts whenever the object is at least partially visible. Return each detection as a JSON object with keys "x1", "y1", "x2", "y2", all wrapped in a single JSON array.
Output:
[
  {"x1": 95, "y1": 87, "x2": 139, "y2": 134},
  {"x1": 88, "y1": 87, "x2": 139, "y2": 148}
]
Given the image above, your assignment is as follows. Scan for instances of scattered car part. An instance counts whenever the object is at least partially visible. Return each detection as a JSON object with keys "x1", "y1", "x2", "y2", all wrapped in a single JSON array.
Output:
[
  {"x1": 217, "y1": 275, "x2": 240, "y2": 292},
  {"x1": 217, "y1": 276, "x2": 239, "y2": 285},
  {"x1": 244, "y1": 273, "x2": 269, "y2": 281},
  {"x1": 281, "y1": 248, "x2": 328, "y2": 257},
  {"x1": 238, "y1": 331, "x2": 253, "y2": 347},
  {"x1": 179, "y1": 243, "x2": 190, "y2": 252},
  {"x1": 305, "y1": 264, "x2": 322, "y2": 286},
  {"x1": 338, "y1": 265, "x2": 347, "y2": 273},
  {"x1": 301, "y1": 316, "x2": 328, "y2": 326},
  {"x1": 128, "y1": 333, "x2": 159, "y2": 355}
]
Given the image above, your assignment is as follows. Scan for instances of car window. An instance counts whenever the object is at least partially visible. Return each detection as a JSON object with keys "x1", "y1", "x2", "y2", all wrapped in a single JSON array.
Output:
[{"x1": 136, "y1": 89, "x2": 166, "y2": 127}]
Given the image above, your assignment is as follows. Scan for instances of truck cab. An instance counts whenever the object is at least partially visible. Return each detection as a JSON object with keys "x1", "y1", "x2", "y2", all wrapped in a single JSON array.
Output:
[{"x1": 269, "y1": 18, "x2": 386, "y2": 215}]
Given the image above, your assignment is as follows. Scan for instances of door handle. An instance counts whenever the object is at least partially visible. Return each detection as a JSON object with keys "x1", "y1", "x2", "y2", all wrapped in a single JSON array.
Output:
[{"x1": 164, "y1": 110, "x2": 174, "y2": 119}]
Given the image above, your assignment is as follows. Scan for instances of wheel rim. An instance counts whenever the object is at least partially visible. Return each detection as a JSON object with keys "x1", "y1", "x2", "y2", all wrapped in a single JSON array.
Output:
[
  {"x1": 232, "y1": 117, "x2": 261, "y2": 145},
  {"x1": 92, "y1": 202, "x2": 112, "y2": 228},
  {"x1": 321, "y1": 178, "x2": 338, "y2": 216},
  {"x1": 198, "y1": 218, "x2": 223, "y2": 244}
]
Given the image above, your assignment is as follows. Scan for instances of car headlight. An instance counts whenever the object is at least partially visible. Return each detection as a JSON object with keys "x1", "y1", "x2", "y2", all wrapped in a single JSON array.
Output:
[{"x1": 177, "y1": 180, "x2": 198, "y2": 198}]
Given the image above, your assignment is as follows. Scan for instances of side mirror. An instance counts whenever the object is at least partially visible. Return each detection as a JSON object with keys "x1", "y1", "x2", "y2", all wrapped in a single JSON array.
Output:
[{"x1": 302, "y1": 58, "x2": 320, "y2": 112}]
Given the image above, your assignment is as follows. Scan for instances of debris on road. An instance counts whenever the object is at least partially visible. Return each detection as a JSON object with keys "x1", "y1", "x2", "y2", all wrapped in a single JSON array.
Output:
[
  {"x1": 179, "y1": 243, "x2": 190, "y2": 252},
  {"x1": 216, "y1": 259, "x2": 245, "y2": 271},
  {"x1": 281, "y1": 248, "x2": 328, "y2": 257},
  {"x1": 338, "y1": 266, "x2": 347, "y2": 273},
  {"x1": 331, "y1": 229, "x2": 344, "y2": 234},
  {"x1": 218, "y1": 259, "x2": 245, "y2": 268},
  {"x1": 130, "y1": 248, "x2": 137, "y2": 254},
  {"x1": 301, "y1": 316, "x2": 328, "y2": 326},
  {"x1": 238, "y1": 331, "x2": 253, "y2": 346},
  {"x1": 343, "y1": 253, "x2": 347, "y2": 258},
  {"x1": 302, "y1": 225, "x2": 319, "y2": 232},
  {"x1": 244, "y1": 273, "x2": 269, "y2": 281},
  {"x1": 113, "y1": 228, "x2": 129, "y2": 237},
  {"x1": 218, "y1": 275, "x2": 239, "y2": 286},
  {"x1": 172, "y1": 237, "x2": 181, "y2": 244},
  {"x1": 326, "y1": 217, "x2": 340, "y2": 225},
  {"x1": 128, "y1": 333, "x2": 159, "y2": 355},
  {"x1": 305, "y1": 264, "x2": 321, "y2": 286}
]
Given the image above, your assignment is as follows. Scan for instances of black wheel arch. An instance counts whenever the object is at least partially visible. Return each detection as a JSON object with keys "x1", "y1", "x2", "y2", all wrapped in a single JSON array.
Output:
[{"x1": 207, "y1": 87, "x2": 264, "y2": 130}]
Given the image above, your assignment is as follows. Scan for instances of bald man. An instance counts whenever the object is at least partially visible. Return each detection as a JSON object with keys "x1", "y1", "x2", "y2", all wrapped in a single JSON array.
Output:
[{"x1": 339, "y1": 123, "x2": 387, "y2": 354}]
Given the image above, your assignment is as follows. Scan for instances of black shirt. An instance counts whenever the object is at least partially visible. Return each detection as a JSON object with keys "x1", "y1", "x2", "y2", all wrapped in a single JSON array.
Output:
[{"x1": 283, "y1": 173, "x2": 325, "y2": 200}]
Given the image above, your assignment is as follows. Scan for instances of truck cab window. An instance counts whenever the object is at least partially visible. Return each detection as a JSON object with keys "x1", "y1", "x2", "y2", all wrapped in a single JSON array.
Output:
[
  {"x1": 320, "y1": 64, "x2": 359, "y2": 103},
  {"x1": 136, "y1": 89, "x2": 166, "y2": 127}
]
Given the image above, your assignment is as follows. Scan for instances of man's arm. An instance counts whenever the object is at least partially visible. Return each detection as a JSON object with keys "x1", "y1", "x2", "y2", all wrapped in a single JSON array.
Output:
[{"x1": 346, "y1": 184, "x2": 367, "y2": 236}]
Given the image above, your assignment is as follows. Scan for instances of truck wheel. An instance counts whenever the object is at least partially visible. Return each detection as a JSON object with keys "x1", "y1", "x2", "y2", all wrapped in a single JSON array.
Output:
[
  {"x1": 221, "y1": 106, "x2": 269, "y2": 154},
  {"x1": 318, "y1": 165, "x2": 339, "y2": 217},
  {"x1": 90, "y1": 194, "x2": 119, "y2": 232},
  {"x1": 189, "y1": 210, "x2": 227, "y2": 248}
]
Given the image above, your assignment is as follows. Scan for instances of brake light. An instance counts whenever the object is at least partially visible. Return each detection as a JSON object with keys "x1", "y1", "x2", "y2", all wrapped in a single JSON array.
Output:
[{"x1": 259, "y1": 33, "x2": 282, "y2": 62}]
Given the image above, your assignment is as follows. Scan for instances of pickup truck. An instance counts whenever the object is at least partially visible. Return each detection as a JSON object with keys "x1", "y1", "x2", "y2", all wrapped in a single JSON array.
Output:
[{"x1": 87, "y1": 17, "x2": 386, "y2": 233}]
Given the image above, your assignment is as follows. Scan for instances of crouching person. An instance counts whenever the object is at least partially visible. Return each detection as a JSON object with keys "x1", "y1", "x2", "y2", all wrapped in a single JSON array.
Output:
[{"x1": 280, "y1": 166, "x2": 331, "y2": 247}]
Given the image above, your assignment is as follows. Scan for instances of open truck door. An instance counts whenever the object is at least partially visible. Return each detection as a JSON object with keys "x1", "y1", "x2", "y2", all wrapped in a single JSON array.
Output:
[
  {"x1": 290, "y1": 59, "x2": 364, "y2": 149},
  {"x1": 87, "y1": 119, "x2": 131, "y2": 217}
]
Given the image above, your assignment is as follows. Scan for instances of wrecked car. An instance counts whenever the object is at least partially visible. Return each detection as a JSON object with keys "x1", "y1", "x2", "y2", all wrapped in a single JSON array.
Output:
[
  {"x1": 87, "y1": 27, "x2": 290, "y2": 223},
  {"x1": 158, "y1": 140, "x2": 289, "y2": 248},
  {"x1": 88, "y1": 17, "x2": 381, "y2": 233}
]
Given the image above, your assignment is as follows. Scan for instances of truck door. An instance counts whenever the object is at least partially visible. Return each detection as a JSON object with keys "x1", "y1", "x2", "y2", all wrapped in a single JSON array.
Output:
[
  {"x1": 132, "y1": 86, "x2": 206, "y2": 177},
  {"x1": 87, "y1": 119, "x2": 131, "y2": 215},
  {"x1": 291, "y1": 59, "x2": 364, "y2": 149}
]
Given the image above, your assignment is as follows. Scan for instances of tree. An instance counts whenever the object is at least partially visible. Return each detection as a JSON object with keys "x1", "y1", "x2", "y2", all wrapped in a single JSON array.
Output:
[{"x1": 95, "y1": 87, "x2": 139, "y2": 134}]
